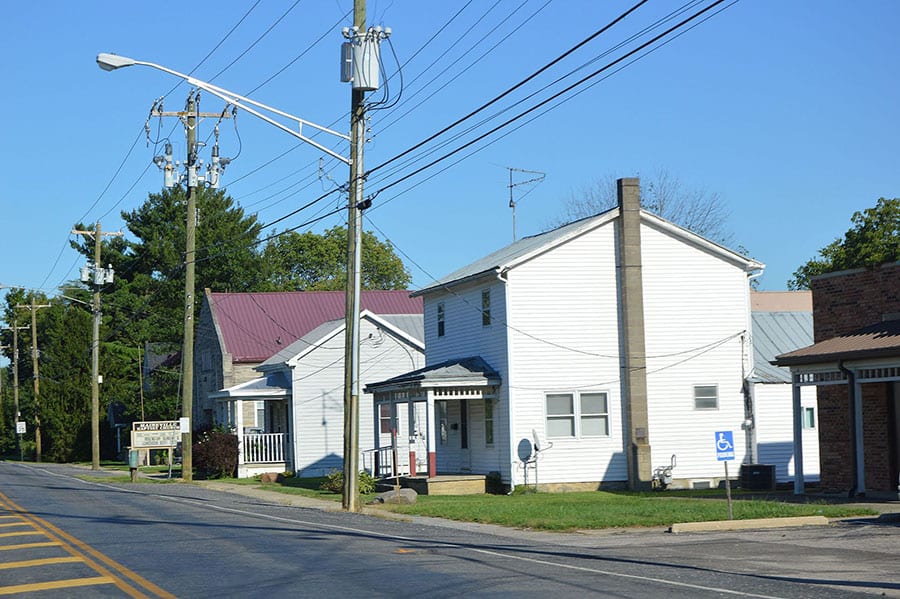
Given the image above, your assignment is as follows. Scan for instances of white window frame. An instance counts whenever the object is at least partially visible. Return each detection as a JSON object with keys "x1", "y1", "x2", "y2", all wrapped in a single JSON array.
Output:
[
  {"x1": 545, "y1": 391, "x2": 610, "y2": 439},
  {"x1": 484, "y1": 399, "x2": 494, "y2": 447},
  {"x1": 802, "y1": 406, "x2": 816, "y2": 430},
  {"x1": 693, "y1": 384, "x2": 719, "y2": 410}
]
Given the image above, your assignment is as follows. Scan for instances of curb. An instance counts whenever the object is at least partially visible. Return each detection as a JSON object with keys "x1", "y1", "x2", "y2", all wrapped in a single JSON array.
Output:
[{"x1": 669, "y1": 515, "x2": 829, "y2": 534}]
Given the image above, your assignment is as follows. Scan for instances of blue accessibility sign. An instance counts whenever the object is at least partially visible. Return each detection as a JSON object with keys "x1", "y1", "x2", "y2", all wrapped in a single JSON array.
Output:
[{"x1": 715, "y1": 431, "x2": 735, "y2": 461}]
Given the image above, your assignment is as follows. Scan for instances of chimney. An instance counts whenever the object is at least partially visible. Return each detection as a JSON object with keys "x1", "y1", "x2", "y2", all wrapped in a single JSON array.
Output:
[{"x1": 617, "y1": 178, "x2": 652, "y2": 490}]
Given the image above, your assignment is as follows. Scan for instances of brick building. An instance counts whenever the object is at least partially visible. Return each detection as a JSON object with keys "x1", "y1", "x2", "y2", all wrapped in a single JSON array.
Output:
[{"x1": 775, "y1": 262, "x2": 900, "y2": 496}]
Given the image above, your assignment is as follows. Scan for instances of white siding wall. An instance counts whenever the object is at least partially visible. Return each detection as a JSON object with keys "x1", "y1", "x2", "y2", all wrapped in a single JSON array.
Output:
[
  {"x1": 754, "y1": 383, "x2": 820, "y2": 481},
  {"x1": 505, "y1": 224, "x2": 627, "y2": 486},
  {"x1": 424, "y1": 280, "x2": 511, "y2": 477},
  {"x1": 291, "y1": 317, "x2": 424, "y2": 477},
  {"x1": 640, "y1": 222, "x2": 752, "y2": 481}
]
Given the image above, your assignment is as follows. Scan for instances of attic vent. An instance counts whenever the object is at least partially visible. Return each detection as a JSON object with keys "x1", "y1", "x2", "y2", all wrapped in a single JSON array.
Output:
[{"x1": 882, "y1": 313, "x2": 900, "y2": 322}]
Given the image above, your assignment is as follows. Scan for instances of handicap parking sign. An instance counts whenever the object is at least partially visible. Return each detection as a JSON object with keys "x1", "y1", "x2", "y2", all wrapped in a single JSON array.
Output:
[{"x1": 715, "y1": 431, "x2": 735, "y2": 461}]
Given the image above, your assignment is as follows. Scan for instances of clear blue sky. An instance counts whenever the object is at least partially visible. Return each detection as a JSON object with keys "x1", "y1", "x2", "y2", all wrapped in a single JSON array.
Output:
[{"x1": 1, "y1": 0, "x2": 897, "y2": 308}]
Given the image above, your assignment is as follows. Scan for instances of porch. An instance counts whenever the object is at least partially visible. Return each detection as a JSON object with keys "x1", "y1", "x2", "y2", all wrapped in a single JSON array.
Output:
[
  {"x1": 209, "y1": 372, "x2": 292, "y2": 478},
  {"x1": 367, "y1": 445, "x2": 489, "y2": 495}
]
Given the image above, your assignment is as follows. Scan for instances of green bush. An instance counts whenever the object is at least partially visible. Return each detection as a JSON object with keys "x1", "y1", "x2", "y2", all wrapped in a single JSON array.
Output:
[
  {"x1": 319, "y1": 469, "x2": 376, "y2": 494},
  {"x1": 193, "y1": 430, "x2": 238, "y2": 479}
]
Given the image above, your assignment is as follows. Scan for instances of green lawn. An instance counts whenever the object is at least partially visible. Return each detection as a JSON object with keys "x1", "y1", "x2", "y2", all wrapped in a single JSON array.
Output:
[{"x1": 376, "y1": 491, "x2": 876, "y2": 530}]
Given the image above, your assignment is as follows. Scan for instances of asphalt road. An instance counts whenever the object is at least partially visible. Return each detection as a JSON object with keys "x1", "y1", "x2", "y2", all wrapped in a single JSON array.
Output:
[{"x1": 0, "y1": 461, "x2": 897, "y2": 598}]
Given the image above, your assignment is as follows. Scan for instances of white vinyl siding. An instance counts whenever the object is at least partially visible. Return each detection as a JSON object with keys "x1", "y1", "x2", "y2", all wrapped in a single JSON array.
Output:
[{"x1": 755, "y1": 383, "x2": 820, "y2": 482}]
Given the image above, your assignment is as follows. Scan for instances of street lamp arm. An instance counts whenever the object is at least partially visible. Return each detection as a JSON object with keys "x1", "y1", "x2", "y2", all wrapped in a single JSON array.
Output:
[{"x1": 96, "y1": 53, "x2": 351, "y2": 165}]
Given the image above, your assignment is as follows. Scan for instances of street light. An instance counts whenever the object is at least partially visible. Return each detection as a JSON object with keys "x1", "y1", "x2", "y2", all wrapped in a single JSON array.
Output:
[{"x1": 98, "y1": 30, "x2": 384, "y2": 510}]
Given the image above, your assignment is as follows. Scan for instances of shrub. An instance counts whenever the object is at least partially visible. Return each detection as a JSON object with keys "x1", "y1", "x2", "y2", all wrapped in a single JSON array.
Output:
[
  {"x1": 193, "y1": 430, "x2": 238, "y2": 479},
  {"x1": 319, "y1": 469, "x2": 377, "y2": 494}
]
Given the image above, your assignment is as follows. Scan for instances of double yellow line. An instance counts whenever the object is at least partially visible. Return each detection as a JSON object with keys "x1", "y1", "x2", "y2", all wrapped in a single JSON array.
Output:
[{"x1": 0, "y1": 490, "x2": 175, "y2": 598}]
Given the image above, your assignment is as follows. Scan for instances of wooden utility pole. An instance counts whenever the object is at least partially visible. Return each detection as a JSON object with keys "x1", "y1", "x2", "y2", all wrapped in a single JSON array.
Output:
[
  {"x1": 3, "y1": 320, "x2": 27, "y2": 459},
  {"x1": 342, "y1": 0, "x2": 367, "y2": 513},
  {"x1": 17, "y1": 297, "x2": 52, "y2": 462},
  {"x1": 73, "y1": 221, "x2": 122, "y2": 470},
  {"x1": 181, "y1": 91, "x2": 198, "y2": 482}
]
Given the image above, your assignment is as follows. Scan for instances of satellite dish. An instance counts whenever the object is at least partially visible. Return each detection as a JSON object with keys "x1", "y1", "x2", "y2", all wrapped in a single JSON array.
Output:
[
  {"x1": 517, "y1": 438, "x2": 534, "y2": 463},
  {"x1": 532, "y1": 429, "x2": 542, "y2": 452}
]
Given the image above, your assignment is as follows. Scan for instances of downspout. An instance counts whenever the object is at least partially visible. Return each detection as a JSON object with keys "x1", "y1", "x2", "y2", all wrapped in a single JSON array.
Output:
[{"x1": 839, "y1": 361, "x2": 864, "y2": 497}]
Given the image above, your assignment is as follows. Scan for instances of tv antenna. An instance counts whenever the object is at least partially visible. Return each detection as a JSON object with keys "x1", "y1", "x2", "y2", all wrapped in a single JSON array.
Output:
[{"x1": 507, "y1": 167, "x2": 546, "y2": 241}]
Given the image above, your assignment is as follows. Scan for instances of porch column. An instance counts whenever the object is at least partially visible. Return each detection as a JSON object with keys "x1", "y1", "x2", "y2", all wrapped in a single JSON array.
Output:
[
  {"x1": 853, "y1": 378, "x2": 866, "y2": 495},
  {"x1": 791, "y1": 377, "x2": 805, "y2": 495},
  {"x1": 426, "y1": 391, "x2": 437, "y2": 477},
  {"x1": 407, "y1": 400, "x2": 417, "y2": 477},
  {"x1": 235, "y1": 398, "x2": 245, "y2": 467},
  {"x1": 373, "y1": 400, "x2": 381, "y2": 477}
]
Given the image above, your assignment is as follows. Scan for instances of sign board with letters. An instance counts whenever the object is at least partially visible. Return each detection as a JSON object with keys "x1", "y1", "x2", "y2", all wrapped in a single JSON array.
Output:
[
  {"x1": 131, "y1": 420, "x2": 181, "y2": 449},
  {"x1": 715, "y1": 430, "x2": 735, "y2": 461},
  {"x1": 16, "y1": 421, "x2": 26, "y2": 435}
]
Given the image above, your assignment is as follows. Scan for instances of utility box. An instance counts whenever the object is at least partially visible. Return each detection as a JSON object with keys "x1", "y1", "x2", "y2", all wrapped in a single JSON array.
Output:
[
  {"x1": 740, "y1": 464, "x2": 776, "y2": 491},
  {"x1": 341, "y1": 35, "x2": 380, "y2": 91}
]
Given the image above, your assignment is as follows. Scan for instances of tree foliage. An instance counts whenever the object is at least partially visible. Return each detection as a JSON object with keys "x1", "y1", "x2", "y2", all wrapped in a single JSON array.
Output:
[
  {"x1": 555, "y1": 168, "x2": 732, "y2": 244},
  {"x1": 2, "y1": 184, "x2": 412, "y2": 459},
  {"x1": 262, "y1": 226, "x2": 411, "y2": 291},
  {"x1": 789, "y1": 198, "x2": 900, "y2": 290}
]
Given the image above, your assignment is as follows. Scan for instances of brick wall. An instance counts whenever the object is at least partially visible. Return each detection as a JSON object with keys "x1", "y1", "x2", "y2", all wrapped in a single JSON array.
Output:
[{"x1": 810, "y1": 262, "x2": 900, "y2": 493}]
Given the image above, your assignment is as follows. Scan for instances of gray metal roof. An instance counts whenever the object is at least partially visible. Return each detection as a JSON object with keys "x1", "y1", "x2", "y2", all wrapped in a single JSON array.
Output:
[
  {"x1": 751, "y1": 311, "x2": 814, "y2": 383},
  {"x1": 414, "y1": 207, "x2": 762, "y2": 296},
  {"x1": 259, "y1": 313, "x2": 424, "y2": 368},
  {"x1": 209, "y1": 371, "x2": 291, "y2": 399},
  {"x1": 365, "y1": 356, "x2": 500, "y2": 392}
]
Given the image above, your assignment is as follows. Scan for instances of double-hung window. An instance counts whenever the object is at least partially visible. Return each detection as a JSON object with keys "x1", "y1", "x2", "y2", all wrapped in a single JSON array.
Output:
[
  {"x1": 546, "y1": 391, "x2": 609, "y2": 438},
  {"x1": 694, "y1": 385, "x2": 718, "y2": 410}
]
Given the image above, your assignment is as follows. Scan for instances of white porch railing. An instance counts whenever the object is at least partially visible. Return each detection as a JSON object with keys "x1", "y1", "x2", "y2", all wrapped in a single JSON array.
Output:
[
  {"x1": 369, "y1": 446, "x2": 410, "y2": 478},
  {"x1": 242, "y1": 433, "x2": 284, "y2": 464}
]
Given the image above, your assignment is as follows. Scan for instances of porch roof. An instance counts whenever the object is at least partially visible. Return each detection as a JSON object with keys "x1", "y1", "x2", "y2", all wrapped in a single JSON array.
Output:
[
  {"x1": 364, "y1": 356, "x2": 501, "y2": 394},
  {"x1": 209, "y1": 371, "x2": 291, "y2": 400},
  {"x1": 773, "y1": 318, "x2": 900, "y2": 367}
]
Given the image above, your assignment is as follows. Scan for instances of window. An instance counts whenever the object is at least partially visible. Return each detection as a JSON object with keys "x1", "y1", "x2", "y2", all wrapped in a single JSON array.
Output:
[
  {"x1": 255, "y1": 401, "x2": 266, "y2": 429},
  {"x1": 580, "y1": 393, "x2": 609, "y2": 436},
  {"x1": 379, "y1": 404, "x2": 392, "y2": 434},
  {"x1": 694, "y1": 385, "x2": 718, "y2": 410},
  {"x1": 437, "y1": 401, "x2": 448, "y2": 445},
  {"x1": 484, "y1": 400, "x2": 494, "y2": 446},
  {"x1": 546, "y1": 393, "x2": 575, "y2": 437},
  {"x1": 481, "y1": 289, "x2": 491, "y2": 326},
  {"x1": 437, "y1": 303, "x2": 445, "y2": 337},
  {"x1": 546, "y1": 392, "x2": 611, "y2": 438},
  {"x1": 803, "y1": 407, "x2": 816, "y2": 429}
]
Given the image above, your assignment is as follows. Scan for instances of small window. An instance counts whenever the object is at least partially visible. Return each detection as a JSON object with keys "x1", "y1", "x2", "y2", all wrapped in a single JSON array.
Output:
[
  {"x1": 437, "y1": 401, "x2": 448, "y2": 445},
  {"x1": 484, "y1": 400, "x2": 494, "y2": 446},
  {"x1": 694, "y1": 385, "x2": 718, "y2": 410},
  {"x1": 255, "y1": 401, "x2": 266, "y2": 429},
  {"x1": 546, "y1": 393, "x2": 575, "y2": 438},
  {"x1": 379, "y1": 404, "x2": 392, "y2": 434},
  {"x1": 580, "y1": 392, "x2": 609, "y2": 436},
  {"x1": 481, "y1": 289, "x2": 491, "y2": 326},
  {"x1": 437, "y1": 303, "x2": 445, "y2": 337},
  {"x1": 803, "y1": 407, "x2": 816, "y2": 429}
]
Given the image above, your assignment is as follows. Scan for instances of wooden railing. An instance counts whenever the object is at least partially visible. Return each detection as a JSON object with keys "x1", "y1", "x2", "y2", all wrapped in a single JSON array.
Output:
[{"x1": 242, "y1": 433, "x2": 284, "y2": 464}]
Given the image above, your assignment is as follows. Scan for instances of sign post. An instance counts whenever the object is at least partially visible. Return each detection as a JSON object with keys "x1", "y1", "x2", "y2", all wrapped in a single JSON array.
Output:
[
  {"x1": 16, "y1": 422, "x2": 26, "y2": 461},
  {"x1": 715, "y1": 430, "x2": 735, "y2": 520}
]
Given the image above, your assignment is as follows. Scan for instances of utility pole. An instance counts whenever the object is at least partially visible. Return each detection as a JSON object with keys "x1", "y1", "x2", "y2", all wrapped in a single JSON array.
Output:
[
  {"x1": 73, "y1": 221, "x2": 122, "y2": 470},
  {"x1": 341, "y1": 0, "x2": 367, "y2": 514},
  {"x1": 150, "y1": 92, "x2": 227, "y2": 482},
  {"x1": 3, "y1": 320, "x2": 27, "y2": 459},
  {"x1": 181, "y1": 91, "x2": 198, "y2": 482},
  {"x1": 17, "y1": 297, "x2": 51, "y2": 462}
]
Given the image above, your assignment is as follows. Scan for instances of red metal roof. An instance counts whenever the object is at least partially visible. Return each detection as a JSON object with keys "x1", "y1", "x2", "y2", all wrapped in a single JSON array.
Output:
[{"x1": 208, "y1": 290, "x2": 422, "y2": 363}]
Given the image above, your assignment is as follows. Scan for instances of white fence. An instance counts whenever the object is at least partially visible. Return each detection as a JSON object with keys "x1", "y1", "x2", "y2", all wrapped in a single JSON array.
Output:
[{"x1": 242, "y1": 433, "x2": 284, "y2": 464}]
